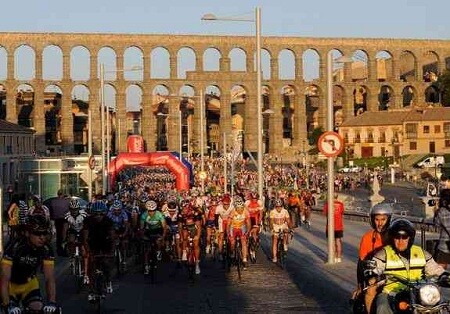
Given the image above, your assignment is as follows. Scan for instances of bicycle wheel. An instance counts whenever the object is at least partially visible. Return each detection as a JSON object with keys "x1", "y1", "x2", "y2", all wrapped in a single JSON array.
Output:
[
  {"x1": 235, "y1": 246, "x2": 242, "y2": 281},
  {"x1": 74, "y1": 256, "x2": 83, "y2": 293},
  {"x1": 149, "y1": 246, "x2": 157, "y2": 284},
  {"x1": 115, "y1": 247, "x2": 123, "y2": 277},
  {"x1": 249, "y1": 237, "x2": 257, "y2": 264}
]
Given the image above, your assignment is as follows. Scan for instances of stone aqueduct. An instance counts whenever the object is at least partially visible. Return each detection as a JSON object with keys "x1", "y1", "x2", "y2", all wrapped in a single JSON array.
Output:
[{"x1": 0, "y1": 32, "x2": 449, "y2": 158}]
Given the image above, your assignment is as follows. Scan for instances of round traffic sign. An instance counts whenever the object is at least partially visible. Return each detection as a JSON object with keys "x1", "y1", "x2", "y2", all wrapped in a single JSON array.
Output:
[
  {"x1": 88, "y1": 155, "x2": 96, "y2": 170},
  {"x1": 318, "y1": 131, "x2": 344, "y2": 157}
]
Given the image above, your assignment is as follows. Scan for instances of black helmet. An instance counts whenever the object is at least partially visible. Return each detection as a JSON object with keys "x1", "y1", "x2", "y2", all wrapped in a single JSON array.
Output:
[
  {"x1": 370, "y1": 203, "x2": 393, "y2": 232},
  {"x1": 388, "y1": 218, "x2": 416, "y2": 249},
  {"x1": 439, "y1": 189, "x2": 450, "y2": 209},
  {"x1": 27, "y1": 215, "x2": 50, "y2": 233}
]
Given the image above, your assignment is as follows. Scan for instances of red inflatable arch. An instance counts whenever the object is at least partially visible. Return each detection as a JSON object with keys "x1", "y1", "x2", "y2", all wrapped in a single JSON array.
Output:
[{"x1": 108, "y1": 152, "x2": 190, "y2": 191}]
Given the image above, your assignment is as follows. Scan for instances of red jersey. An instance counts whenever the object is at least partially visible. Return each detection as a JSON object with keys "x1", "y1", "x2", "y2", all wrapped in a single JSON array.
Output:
[{"x1": 322, "y1": 200, "x2": 344, "y2": 231}]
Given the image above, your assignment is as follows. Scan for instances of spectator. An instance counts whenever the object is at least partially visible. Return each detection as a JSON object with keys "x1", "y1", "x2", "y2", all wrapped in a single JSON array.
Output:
[
  {"x1": 49, "y1": 189, "x2": 70, "y2": 256},
  {"x1": 323, "y1": 193, "x2": 345, "y2": 263},
  {"x1": 433, "y1": 188, "x2": 450, "y2": 269}
]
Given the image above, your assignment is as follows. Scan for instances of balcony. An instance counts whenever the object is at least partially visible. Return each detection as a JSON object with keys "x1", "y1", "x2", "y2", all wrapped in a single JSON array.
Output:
[{"x1": 406, "y1": 132, "x2": 418, "y2": 139}]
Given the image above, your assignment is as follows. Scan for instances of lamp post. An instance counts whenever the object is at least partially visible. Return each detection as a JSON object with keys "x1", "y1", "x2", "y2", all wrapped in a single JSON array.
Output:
[
  {"x1": 100, "y1": 64, "x2": 142, "y2": 193},
  {"x1": 326, "y1": 51, "x2": 353, "y2": 264},
  {"x1": 202, "y1": 7, "x2": 263, "y2": 201}
]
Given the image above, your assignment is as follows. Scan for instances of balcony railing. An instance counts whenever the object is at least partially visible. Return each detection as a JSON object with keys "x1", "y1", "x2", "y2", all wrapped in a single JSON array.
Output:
[{"x1": 406, "y1": 132, "x2": 418, "y2": 139}]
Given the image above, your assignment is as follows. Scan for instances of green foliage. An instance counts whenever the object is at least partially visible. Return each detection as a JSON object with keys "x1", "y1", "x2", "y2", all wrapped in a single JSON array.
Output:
[
  {"x1": 437, "y1": 70, "x2": 450, "y2": 107},
  {"x1": 309, "y1": 126, "x2": 324, "y2": 146}
]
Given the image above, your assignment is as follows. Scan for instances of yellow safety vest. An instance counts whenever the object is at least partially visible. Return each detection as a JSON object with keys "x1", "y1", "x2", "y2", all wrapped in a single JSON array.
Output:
[{"x1": 383, "y1": 245, "x2": 426, "y2": 294}]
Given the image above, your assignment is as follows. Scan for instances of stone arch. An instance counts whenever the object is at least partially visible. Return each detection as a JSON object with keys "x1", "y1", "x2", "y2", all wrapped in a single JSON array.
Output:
[
  {"x1": 375, "y1": 50, "x2": 393, "y2": 81},
  {"x1": 446, "y1": 57, "x2": 450, "y2": 71},
  {"x1": 203, "y1": 48, "x2": 221, "y2": 71},
  {"x1": 0, "y1": 85, "x2": 5, "y2": 119},
  {"x1": 16, "y1": 84, "x2": 35, "y2": 127},
  {"x1": 0, "y1": 46, "x2": 6, "y2": 80},
  {"x1": 72, "y1": 84, "x2": 90, "y2": 154},
  {"x1": 422, "y1": 50, "x2": 439, "y2": 82},
  {"x1": 43, "y1": 45, "x2": 63, "y2": 80},
  {"x1": 399, "y1": 50, "x2": 416, "y2": 82},
  {"x1": 353, "y1": 85, "x2": 368, "y2": 115},
  {"x1": 230, "y1": 85, "x2": 247, "y2": 150},
  {"x1": 15, "y1": 45, "x2": 35, "y2": 80},
  {"x1": 330, "y1": 49, "x2": 346, "y2": 82},
  {"x1": 282, "y1": 85, "x2": 296, "y2": 142},
  {"x1": 425, "y1": 84, "x2": 440, "y2": 104},
  {"x1": 303, "y1": 49, "x2": 320, "y2": 82},
  {"x1": 229, "y1": 47, "x2": 246, "y2": 71},
  {"x1": 378, "y1": 85, "x2": 394, "y2": 111},
  {"x1": 124, "y1": 46, "x2": 144, "y2": 81},
  {"x1": 262, "y1": 85, "x2": 273, "y2": 153},
  {"x1": 43, "y1": 84, "x2": 62, "y2": 146},
  {"x1": 278, "y1": 49, "x2": 295, "y2": 80},
  {"x1": 402, "y1": 85, "x2": 416, "y2": 107},
  {"x1": 333, "y1": 85, "x2": 346, "y2": 130},
  {"x1": 351, "y1": 49, "x2": 368, "y2": 81},
  {"x1": 70, "y1": 46, "x2": 90, "y2": 81},
  {"x1": 261, "y1": 49, "x2": 271, "y2": 80},
  {"x1": 98, "y1": 47, "x2": 117, "y2": 80},
  {"x1": 177, "y1": 47, "x2": 196, "y2": 79},
  {"x1": 305, "y1": 84, "x2": 321, "y2": 134},
  {"x1": 205, "y1": 85, "x2": 221, "y2": 155},
  {"x1": 124, "y1": 84, "x2": 142, "y2": 135},
  {"x1": 152, "y1": 84, "x2": 171, "y2": 150},
  {"x1": 151, "y1": 47, "x2": 170, "y2": 79}
]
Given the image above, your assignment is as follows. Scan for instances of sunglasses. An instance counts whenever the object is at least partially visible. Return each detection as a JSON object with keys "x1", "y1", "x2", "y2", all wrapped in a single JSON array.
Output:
[
  {"x1": 394, "y1": 234, "x2": 410, "y2": 240},
  {"x1": 31, "y1": 231, "x2": 49, "y2": 237}
]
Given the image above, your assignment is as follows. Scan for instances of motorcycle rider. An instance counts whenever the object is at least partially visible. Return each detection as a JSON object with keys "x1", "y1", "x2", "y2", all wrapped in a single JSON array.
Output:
[
  {"x1": 353, "y1": 203, "x2": 393, "y2": 313},
  {"x1": 369, "y1": 218, "x2": 448, "y2": 314}
]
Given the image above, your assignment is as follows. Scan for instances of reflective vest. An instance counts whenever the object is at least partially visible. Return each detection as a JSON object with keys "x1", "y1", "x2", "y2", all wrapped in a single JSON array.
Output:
[{"x1": 383, "y1": 245, "x2": 426, "y2": 294}]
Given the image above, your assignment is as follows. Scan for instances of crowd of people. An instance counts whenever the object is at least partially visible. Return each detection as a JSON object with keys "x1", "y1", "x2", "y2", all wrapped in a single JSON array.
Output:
[{"x1": 3, "y1": 153, "x2": 450, "y2": 314}]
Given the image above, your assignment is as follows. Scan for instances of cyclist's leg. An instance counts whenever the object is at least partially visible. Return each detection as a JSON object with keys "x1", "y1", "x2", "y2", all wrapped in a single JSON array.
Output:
[
  {"x1": 240, "y1": 229, "x2": 248, "y2": 262},
  {"x1": 181, "y1": 229, "x2": 188, "y2": 261},
  {"x1": 228, "y1": 228, "x2": 236, "y2": 257},
  {"x1": 271, "y1": 229, "x2": 279, "y2": 261}
]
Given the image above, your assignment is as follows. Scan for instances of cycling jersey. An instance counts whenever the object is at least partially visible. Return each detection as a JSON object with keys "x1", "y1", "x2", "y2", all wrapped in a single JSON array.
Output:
[
  {"x1": 141, "y1": 211, "x2": 165, "y2": 232},
  {"x1": 83, "y1": 215, "x2": 114, "y2": 253},
  {"x1": 229, "y1": 209, "x2": 249, "y2": 230},
  {"x1": 64, "y1": 210, "x2": 87, "y2": 234},
  {"x1": 270, "y1": 208, "x2": 290, "y2": 233},
  {"x1": 2, "y1": 238, "x2": 54, "y2": 284},
  {"x1": 107, "y1": 210, "x2": 129, "y2": 231},
  {"x1": 179, "y1": 208, "x2": 202, "y2": 227},
  {"x1": 205, "y1": 206, "x2": 217, "y2": 228},
  {"x1": 164, "y1": 211, "x2": 180, "y2": 234}
]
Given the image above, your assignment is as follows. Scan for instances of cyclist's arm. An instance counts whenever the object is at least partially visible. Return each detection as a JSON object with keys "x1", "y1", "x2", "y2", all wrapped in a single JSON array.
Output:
[
  {"x1": 195, "y1": 220, "x2": 202, "y2": 239},
  {"x1": 245, "y1": 211, "x2": 251, "y2": 233},
  {"x1": 269, "y1": 212, "x2": 274, "y2": 231},
  {"x1": 161, "y1": 219, "x2": 168, "y2": 238},
  {"x1": 61, "y1": 221, "x2": 68, "y2": 242},
  {"x1": 43, "y1": 260, "x2": 56, "y2": 303},
  {"x1": 0, "y1": 260, "x2": 12, "y2": 305}
]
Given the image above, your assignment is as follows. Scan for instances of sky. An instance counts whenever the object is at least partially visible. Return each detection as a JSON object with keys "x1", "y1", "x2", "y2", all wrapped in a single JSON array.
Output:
[{"x1": 0, "y1": 0, "x2": 449, "y2": 40}]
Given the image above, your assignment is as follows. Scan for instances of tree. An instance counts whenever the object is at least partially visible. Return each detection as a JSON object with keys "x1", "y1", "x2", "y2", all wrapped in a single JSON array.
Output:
[
  {"x1": 309, "y1": 126, "x2": 324, "y2": 146},
  {"x1": 437, "y1": 70, "x2": 450, "y2": 107}
]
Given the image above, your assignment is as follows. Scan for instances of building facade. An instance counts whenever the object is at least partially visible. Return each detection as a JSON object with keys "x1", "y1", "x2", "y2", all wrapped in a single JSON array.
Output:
[{"x1": 338, "y1": 107, "x2": 450, "y2": 160}]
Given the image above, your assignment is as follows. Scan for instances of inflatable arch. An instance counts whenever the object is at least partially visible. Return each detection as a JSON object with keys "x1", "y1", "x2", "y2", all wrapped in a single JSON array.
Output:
[{"x1": 108, "y1": 152, "x2": 190, "y2": 191}]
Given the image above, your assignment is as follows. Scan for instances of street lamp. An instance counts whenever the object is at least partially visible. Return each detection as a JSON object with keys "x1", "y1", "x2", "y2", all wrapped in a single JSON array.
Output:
[
  {"x1": 326, "y1": 52, "x2": 353, "y2": 264},
  {"x1": 202, "y1": 7, "x2": 263, "y2": 202},
  {"x1": 100, "y1": 64, "x2": 142, "y2": 194}
]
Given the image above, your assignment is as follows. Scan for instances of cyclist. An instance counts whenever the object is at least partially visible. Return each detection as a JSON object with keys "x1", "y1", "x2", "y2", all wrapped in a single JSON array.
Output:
[
  {"x1": 205, "y1": 197, "x2": 219, "y2": 255},
  {"x1": 215, "y1": 194, "x2": 234, "y2": 260},
  {"x1": 245, "y1": 192, "x2": 263, "y2": 259},
  {"x1": 228, "y1": 196, "x2": 251, "y2": 267},
  {"x1": 139, "y1": 200, "x2": 167, "y2": 275},
  {"x1": 83, "y1": 200, "x2": 115, "y2": 300},
  {"x1": 107, "y1": 200, "x2": 130, "y2": 271},
  {"x1": 352, "y1": 202, "x2": 393, "y2": 314},
  {"x1": 62, "y1": 199, "x2": 88, "y2": 282},
  {"x1": 1, "y1": 215, "x2": 59, "y2": 313},
  {"x1": 164, "y1": 200, "x2": 182, "y2": 265},
  {"x1": 179, "y1": 199, "x2": 203, "y2": 274},
  {"x1": 28, "y1": 195, "x2": 50, "y2": 221},
  {"x1": 269, "y1": 198, "x2": 292, "y2": 263}
]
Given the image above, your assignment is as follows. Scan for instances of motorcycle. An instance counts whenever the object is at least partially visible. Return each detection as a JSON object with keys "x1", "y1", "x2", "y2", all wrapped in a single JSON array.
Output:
[{"x1": 368, "y1": 273, "x2": 450, "y2": 313}]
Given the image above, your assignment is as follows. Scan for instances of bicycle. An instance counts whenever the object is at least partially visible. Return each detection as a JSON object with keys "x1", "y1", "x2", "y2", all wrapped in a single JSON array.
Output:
[
  {"x1": 221, "y1": 233, "x2": 231, "y2": 272},
  {"x1": 88, "y1": 254, "x2": 110, "y2": 313},
  {"x1": 247, "y1": 234, "x2": 258, "y2": 264},
  {"x1": 113, "y1": 237, "x2": 126, "y2": 277},
  {"x1": 142, "y1": 235, "x2": 160, "y2": 284},
  {"x1": 234, "y1": 235, "x2": 243, "y2": 281},
  {"x1": 65, "y1": 234, "x2": 84, "y2": 293},
  {"x1": 276, "y1": 229, "x2": 293, "y2": 269},
  {"x1": 185, "y1": 234, "x2": 196, "y2": 281}
]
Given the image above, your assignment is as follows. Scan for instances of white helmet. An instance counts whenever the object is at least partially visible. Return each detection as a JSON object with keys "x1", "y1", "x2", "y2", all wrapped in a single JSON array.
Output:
[{"x1": 370, "y1": 203, "x2": 393, "y2": 231}]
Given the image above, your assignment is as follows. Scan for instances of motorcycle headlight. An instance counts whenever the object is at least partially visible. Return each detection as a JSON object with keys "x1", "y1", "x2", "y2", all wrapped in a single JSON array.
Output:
[{"x1": 419, "y1": 284, "x2": 441, "y2": 306}]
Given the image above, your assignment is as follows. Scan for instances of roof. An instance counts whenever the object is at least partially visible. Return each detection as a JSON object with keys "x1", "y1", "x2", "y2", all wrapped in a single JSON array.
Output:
[
  {"x1": 0, "y1": 120, "x2": 35, "y2": 134},
  {"x1": 340, "y1": 107, "x2": 450, "y2": 127}
]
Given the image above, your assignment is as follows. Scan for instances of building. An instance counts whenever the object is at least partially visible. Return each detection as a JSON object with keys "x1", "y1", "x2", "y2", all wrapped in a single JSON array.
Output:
[{"x1": 338, "y1": 107, "x2": 450, "y2": 160}]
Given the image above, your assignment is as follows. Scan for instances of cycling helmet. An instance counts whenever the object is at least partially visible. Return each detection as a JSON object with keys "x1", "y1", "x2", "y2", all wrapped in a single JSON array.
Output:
[
  {"x1": 18, "y1": 200, "x2": 28, "y2": 210},
  {"x1": 369, "y1": 203, "x2": 393, "y2": 231},
  {"x1": 110, "y1": 200, "x2": 122, "y2": 211},
  {"x1": 181, "y1": 199, "x2": 191, "y2": 209},
  {"x1": 33, "y1": 195, "x2": 42, "y2": 203},
  {"x1": 251, "y1": 192, "x2": 259, "y2": 199},
  {"x1": 234, "y1": 196, "x2": 244, "y2": 208},
  {"x1": 145, "y1": 200, "x2": 157, "y2": 211},
  {"x1": 388, "y1": 218, "x2": 416, "y2": 249},
  {"x1": 274, "y1": 198, "x2": 284, "y2": 207},
  {"x1": 27, "y1": 215, "x2": 50, "y2": 233},
  {"x1": 90, "y1": 201, "x2": 108, "y2": 214},
  {"x1": 167, "y1": 201, "x2": 178, "y2": 211},
  {"x1": 69, "y1": 199, "x2": 81, "y2": 210},
  {"x1": 439, "y1": 189, "x2": 450, "y2": 208}
]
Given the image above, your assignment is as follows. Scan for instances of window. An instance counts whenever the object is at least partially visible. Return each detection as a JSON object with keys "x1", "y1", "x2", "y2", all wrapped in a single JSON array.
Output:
[
  {"x1": 355, "y1": 133, "x2": 361, "y2": 143},
  {"x1": 423, "y1": 125, "x2": 430, "y2": 134},
  {"x1": 379, "y1": 132, "x2": 386, "y2": 143},
  {"x1": 446, "y1": 140, "x2": 450, "y2": 148},
  {"x1": 367, "y1": 132, "x2": 374, "y2": 143},
  {"x1": 444, "y1": 123, "x2": 450, "y2": 138},
  {"x1": 410, "y1": 142, "x2": 417, "y2": 150},
  {"x1": 435, "y1": 125, "x2": 441, "y2": 133},
  {"x1": 405, "y1": 123, "x2": 417, "y2": 139}
]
